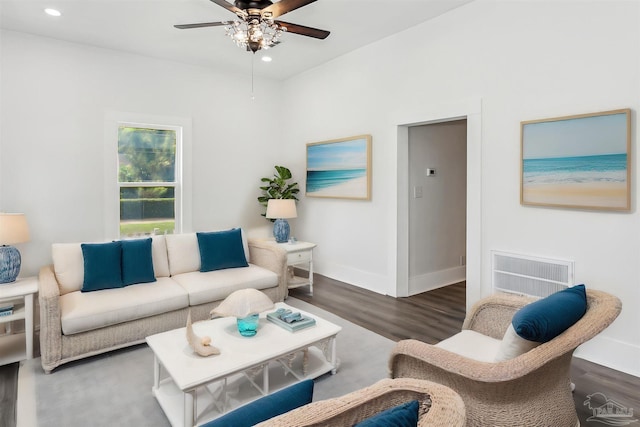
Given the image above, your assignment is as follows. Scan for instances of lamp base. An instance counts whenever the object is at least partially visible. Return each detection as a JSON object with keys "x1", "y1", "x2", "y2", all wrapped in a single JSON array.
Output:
[
  {"x1": 0, "y1": 245, "x2": 21, "y2": 284},
  {"x1": 273, "y1": 219, "x2": 290, "y2": 243}
]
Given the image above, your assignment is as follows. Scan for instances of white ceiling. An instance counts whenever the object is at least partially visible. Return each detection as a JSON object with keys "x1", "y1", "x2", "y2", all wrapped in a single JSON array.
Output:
[{"x1": 0, "y1": 0, "x2": 472, "y2": 80}]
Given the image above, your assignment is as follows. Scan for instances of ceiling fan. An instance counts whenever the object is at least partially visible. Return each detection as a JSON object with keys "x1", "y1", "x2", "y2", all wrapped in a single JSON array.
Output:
[{"x1": 175, "y1": 0, "x2": 330, "y2": 53}]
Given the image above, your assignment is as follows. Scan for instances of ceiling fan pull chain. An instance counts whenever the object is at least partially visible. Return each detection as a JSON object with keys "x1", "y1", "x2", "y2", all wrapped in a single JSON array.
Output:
[{"x1": 251, "y1": 53, "x2": 255, "y2": 100}]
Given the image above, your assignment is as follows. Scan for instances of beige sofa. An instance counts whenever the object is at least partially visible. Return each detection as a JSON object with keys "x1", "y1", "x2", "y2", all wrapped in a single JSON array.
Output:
[{"x1": 38, "y1": 231, "x2": 288, "y2": 373}]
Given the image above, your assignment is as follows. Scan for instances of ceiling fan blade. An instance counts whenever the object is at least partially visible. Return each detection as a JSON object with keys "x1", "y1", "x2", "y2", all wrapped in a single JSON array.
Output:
[
  {"x1": 209, "y1": 0, "x2": 243, "y2": 15},
  {"x1": 276, "y1": 20, "x2": 330, "y2": 39},
  {"x1": 174, "y1": 22, "x2": 229, "y2": 29},
  {"x1": 263, "y1": 0, "x2": 317, "y2": 19}
]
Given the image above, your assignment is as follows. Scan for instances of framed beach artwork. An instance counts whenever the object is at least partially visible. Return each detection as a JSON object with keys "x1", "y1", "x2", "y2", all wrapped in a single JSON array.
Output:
[
  {"x1": 306, "y1": 135, "x2": 372, "y2": 200},
  {"x1": 521, "y1": 108, "x2": 631, "y2": 211}
]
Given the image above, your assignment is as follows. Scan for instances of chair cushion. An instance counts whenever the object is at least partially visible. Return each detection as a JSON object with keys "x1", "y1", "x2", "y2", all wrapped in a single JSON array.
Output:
[
  {"x1": 512, "y1": 284, "x2": 587, "y2": 343},
  {"x1": 197, "y1": 229, "x2": 248, "y2": 272},
  {"x1": 81, "y1": 242, "x2": 123, "y2": 292},
  {"x1": 60, "y1": 277, "x2": 189, "y2": 335},
  {"x1": 354, "y1": 400, "x2": 419, "y2": 427},
  {"x1": 202, "y1": 379, "x2": 314, "y2": 427},
  {"x1": 121, "y1": 238, "x2": 156, "y2": 286},
  {"x1": 494, "y1": 324, "x2": 541, "y2": 362},
  {"x1": 435, "y1": 329, "x2": 502, "y2": 362},
  {"x1": 171, "y1": 264, "x2": 278, "y2": 306}
]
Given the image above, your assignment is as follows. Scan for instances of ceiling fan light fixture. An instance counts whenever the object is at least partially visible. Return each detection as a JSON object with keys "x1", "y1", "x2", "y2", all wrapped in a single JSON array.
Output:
[{"x1": 225, "y1": 19, "x2": 283, "y2": 52}]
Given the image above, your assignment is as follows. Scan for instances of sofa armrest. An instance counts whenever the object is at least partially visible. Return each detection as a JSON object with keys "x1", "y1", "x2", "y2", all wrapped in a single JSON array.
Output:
[
  {"x1": 462, "y1": 292, "x2": 534, "y2": 339},
  {"x1": 257, "y1": 378, "x2": 465, "y2": 427},
  {"x1": 38, "y1": 265, "x2": 63, "y2": 373},
  {"x1": 248, "y1": 239, "x2": 288, "y2": 302}
]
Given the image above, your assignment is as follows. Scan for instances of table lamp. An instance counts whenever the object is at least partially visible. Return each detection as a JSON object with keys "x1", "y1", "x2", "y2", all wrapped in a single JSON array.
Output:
[
  {"x1": 0, "y1": 213, "x2": 30, "y2": 284},
  {"x1": 210, "y1": 289, "x2": 275, "y2": 337},
  {"x1": 265, "y1": 199, "x2": 297, "y2": 243}
]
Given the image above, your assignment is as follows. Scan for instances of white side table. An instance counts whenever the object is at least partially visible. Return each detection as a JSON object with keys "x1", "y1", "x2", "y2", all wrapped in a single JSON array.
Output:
[
  {"x1": 0, "y1": 276, "x2": 38, "y2": 365},
  {"x1": 267, "y1": 241, "x2": 316, "y2": 295}
]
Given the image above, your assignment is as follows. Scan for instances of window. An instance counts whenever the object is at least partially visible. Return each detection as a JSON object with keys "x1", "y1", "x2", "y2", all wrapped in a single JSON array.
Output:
[{"x1": 117, "y1": 124, "x2": 181, "y2": 237}]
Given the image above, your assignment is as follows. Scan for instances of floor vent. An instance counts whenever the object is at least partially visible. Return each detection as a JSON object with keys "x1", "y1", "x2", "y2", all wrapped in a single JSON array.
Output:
[{"x1": 492, "y1": 251, "x2": 574, "y2": 298}]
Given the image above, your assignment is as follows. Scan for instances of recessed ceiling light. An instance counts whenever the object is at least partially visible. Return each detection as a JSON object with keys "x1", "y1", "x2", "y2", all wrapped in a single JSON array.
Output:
[
  {"x1": 44, "y1": 8, "x2": 62, "y2": 17},
  {"x1": 261, "y1": 56, "x2": 273, "y2": 63}
]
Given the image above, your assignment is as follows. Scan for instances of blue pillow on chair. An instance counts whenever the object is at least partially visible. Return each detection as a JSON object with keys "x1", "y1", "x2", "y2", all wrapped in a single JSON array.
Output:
[
  {"x1": 202, "y1": 379, "x2": 314, "y2": 427},
  {"x1": 354, "y1": 400, "x2": 419, "y2": 427},
  {"x1": 121, "y1": 238, "x2": 156, "y2": 286},
  {"x1": 81, "y1": 242, "x2": 124, "y2": 292},
  {"x1": 197, "y1": 229, "x2": 249, "y2": 272},
  {"x1": 512, "y1": 284, "x2": 587, "y2": 343}
]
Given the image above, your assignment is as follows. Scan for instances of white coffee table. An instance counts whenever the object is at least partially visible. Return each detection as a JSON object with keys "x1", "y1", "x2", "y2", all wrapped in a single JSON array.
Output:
[{"x1": 146, "y1": 302, "x2": 341, "y2": 427}]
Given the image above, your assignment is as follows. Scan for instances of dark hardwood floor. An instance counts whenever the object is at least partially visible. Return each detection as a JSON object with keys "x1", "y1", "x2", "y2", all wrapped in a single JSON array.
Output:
[
  {"x1": 1, "y1": 274, "x2": 638, "y2": 426},
  {"x1": 291, "y1": 274, "x2": 640, "y2": 427}
]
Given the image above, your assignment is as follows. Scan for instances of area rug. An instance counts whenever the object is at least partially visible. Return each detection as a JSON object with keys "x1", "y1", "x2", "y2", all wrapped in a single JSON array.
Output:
[{"x1": 17, "y1": 297, "x2": 395, "y2": 427}]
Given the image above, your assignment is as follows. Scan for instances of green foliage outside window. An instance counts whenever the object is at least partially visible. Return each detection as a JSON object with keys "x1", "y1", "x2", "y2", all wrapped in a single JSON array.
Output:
[{"x1": 118, "y1": 126, "x2": 177, "y2": 236}]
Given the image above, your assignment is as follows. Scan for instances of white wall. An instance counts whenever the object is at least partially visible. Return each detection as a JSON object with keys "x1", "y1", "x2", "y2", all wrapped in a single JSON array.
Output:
[
  {"x1": 282, "y1": 0, "x2": 640, "y2": 376},
  {"x1": 1, "y1": 1, "x2": 638, "y2": 377},
  {"x1": 0, "y1": 30, "x2": 284, "y2": 276},
  {"x1": 408, "y1": 121, "x2": 467, "y2": 294}
]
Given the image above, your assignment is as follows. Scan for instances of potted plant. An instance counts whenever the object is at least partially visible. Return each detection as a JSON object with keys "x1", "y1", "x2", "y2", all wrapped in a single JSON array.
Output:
[{"x1": 258, "y1": 166, "x2": 299, "y2": 220}]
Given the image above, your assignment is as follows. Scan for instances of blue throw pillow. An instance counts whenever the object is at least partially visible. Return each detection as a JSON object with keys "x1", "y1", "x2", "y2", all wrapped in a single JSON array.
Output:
[
  {"x1": 121, "y1": 238, "x2": 156, "y2": 286},
  {"x1": 81, "y1": 242, "x2": 124, "y2": 292},
  {"x1": 197, "y1": 229, "x2": 249, "y2": 272},
  {"x1": 512, "y1": 284, "x2": 587, "y2": 343},
  {"x1": 355, "y1": 400, "x2": 419, "y2": 427},
  {"x1": 202, "y1": 379, "x2": 314, "y2": 427}
]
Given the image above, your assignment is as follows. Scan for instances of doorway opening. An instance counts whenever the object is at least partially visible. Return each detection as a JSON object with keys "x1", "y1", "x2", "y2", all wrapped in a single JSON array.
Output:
[
  {"x1": 407, "y1": 120, "x2": 467, "y2": 295},
  {"x1": 394, "y1": 98, "x2": 482, "y2": 311}
]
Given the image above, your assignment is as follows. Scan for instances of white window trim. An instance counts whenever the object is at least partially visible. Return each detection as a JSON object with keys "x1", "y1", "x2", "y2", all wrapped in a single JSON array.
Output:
[{"x1": 104, "y1": 111, "x2": 192, "y2": 239}]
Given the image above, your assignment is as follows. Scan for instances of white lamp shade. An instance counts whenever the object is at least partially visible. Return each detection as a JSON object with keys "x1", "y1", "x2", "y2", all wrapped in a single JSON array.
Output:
[
  {"x1": 265, "y1": 199, "x2": 297, "y2": 219},
  {"x1": 0, "y1": 213, "x2": 30, "y2": 245}
]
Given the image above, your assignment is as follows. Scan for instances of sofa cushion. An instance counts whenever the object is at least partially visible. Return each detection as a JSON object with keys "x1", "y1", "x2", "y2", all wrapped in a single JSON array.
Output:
[
  {"x1": 197, "y1": 229, "x2": 248, "y2": 272},
  {"x1": 166, "y1": 233, "x2": 200, "y2": 276},
  {"x1": 121, "y1": 238, "x2": 156, "y2": 286},
  {"x1": 435, "y1": 329, "x2": 502, "y2": 362},
  {"x1": 354, "y1": 400, "x2": 419, "y2": 427},
  {"x1": 52, "y1": 243, "x2": 85, "y2": 295},
  {"x1": 151, "y1": 235, "x2": 170, "y2": 278},
  {"x1": 172, "y1": 264, "x2": 278, "y2": 306},
  {"x1": 166, "y1": 229, "x2": 250, "y2": 276},
  {"x1": 512, "y1": 284, "x2": 587, "y2": 343},
  {"x1": 60, "y1": 277, "x2": 189, "y2": 335},
  {"x1": 53, "y1": 236, "x2": 170, "y2": 295},
  {"x1": 81, "y1": 242, "x2": 124, "y2": 292},
  {"x1": 203, "y1": 380, "x2": 314, "y2": 427}
]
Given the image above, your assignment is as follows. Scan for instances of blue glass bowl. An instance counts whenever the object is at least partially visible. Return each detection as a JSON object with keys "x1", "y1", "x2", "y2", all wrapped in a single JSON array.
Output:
[{"x1": 236, "y1": 314, "x2": 260, "y2": 337}]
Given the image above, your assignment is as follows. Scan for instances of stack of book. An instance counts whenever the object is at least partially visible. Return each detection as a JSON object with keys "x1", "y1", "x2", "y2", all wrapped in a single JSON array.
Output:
[
  {"x1": 0, "y1": 304, "x2": 14, "y2": 317},
  {"x1": 267, "y1": 308, "x2": 316, "y2": 332}
]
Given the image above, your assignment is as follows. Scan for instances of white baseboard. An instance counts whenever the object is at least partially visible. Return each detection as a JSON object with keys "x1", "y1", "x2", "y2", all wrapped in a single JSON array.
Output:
[
  {"x1": 574, "y1": 335, "x2": 640, "y2": 378},
  {"x1": 314, "y1": 261, "x2": 390, "y2": 296},
  {"x1": 408, "y1": 266, "x2": 466, "y2": 296}
]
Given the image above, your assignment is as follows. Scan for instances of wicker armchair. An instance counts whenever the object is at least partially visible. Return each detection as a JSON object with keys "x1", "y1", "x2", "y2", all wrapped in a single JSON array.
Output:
[
  {"x1": 256, "y1": 378, "x2": 466, "y2": 427},
  {"x1": 389, "y1": 290, "x2": 622, "y2": 427}
]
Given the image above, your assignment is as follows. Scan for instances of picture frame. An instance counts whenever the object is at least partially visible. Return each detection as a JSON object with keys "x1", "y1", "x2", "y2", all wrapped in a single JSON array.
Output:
[
  {"x1": 306, "y1": 135, "x2": 372, "y2": 200},
  {"x1": 521, "y1": 109, "x2": 631, "y2": 211}
]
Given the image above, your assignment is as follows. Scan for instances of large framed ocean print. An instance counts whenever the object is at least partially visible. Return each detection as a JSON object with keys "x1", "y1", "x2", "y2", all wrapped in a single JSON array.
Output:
[
  {"x1": 306, "y1": 135, "x2": 372, "y2": 200},
  {"x1": 521, "y1": 109, "x2": 631, "y2": 211}
]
